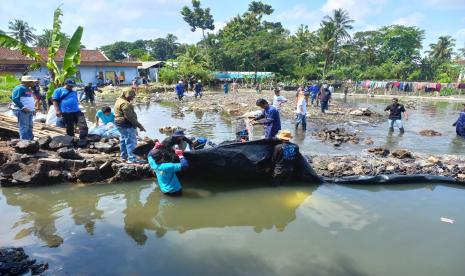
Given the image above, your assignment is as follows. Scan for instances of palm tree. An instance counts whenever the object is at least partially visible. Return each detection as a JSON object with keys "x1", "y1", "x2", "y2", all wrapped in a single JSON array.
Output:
[
  {"x1": 457, "y1": 43, "x2": 465, "y2": 59},
  {"x1": 323, "y1": 9, "x2": 354, "y2": 43},
  {"x1": 427, "y1": 36, "x2": 456, "y2": 61},
  {"x1": 8, "y1": 19, "x2": 36, "y2": 45},
  {"x1": 316, "y1": 21, "x2": 337, "y2": 79}
]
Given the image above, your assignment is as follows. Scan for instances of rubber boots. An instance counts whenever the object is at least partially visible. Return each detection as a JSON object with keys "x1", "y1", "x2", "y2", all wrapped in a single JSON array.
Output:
[{"x1": 399, "y1": 128, "x2": 405, "y2": 134}]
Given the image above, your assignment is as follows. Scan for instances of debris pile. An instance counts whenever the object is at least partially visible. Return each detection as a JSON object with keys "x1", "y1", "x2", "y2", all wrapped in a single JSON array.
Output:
[
  {"x1": 313, "y1": 128, "x2": 360, "y2": 147},
  {"x1": 419, "y1": 129, "x2": 442, "y2": 136}
]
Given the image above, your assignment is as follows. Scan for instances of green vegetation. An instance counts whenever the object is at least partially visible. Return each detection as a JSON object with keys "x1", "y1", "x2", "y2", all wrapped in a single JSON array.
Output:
[
  {"x1": 0, "y1": 7, "x2": 84, "y2": 99},
  {"x1": 0, "y1": 75, "x2": 19, "y2": 103}
]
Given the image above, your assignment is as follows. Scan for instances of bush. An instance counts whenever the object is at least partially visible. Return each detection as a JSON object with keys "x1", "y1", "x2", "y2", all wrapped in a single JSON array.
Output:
[{"x1": 0, "y1": 74, "x2": 20, "y2": 103}]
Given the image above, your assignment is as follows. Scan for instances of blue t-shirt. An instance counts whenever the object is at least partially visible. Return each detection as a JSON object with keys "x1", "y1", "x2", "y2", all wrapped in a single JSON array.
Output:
[
  {"x1": 52, "y1": 87, "x2": 80, "y2": 113},
  {"x1": 176, "y1": 83, "x2": 184, "y2": 95},
  {"x1": 11, "y1": 84, "x2": 35, "y2": 110},
  {"x1": 96, "y1": 110, "x2": 115, "y2": 125},
  {"x1": 261, "y1": 105, "x2": 281, "y2": 139},
  {"x1": 148, "y1": 155, "x2": 182, "y2": 193}
]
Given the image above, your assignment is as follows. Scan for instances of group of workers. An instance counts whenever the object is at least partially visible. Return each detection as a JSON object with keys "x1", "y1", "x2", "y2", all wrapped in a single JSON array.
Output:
[
  {"x1": 10, "y1": 75, "x2": 465, "y2": 197},
  {"x1": 175, "y1": 79, "x2": 204, "y2": 100}
]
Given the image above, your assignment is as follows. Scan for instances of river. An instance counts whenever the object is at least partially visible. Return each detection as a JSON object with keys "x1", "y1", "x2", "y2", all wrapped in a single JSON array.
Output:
[{"x1": 0, "y1": 94, "x2": 464, "y2": 275}]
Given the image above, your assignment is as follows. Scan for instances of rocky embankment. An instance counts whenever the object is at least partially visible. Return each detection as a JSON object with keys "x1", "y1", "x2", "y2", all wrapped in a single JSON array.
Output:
[
  {"x1": 0, "y1": 137, "x2": 154, "y2": 187},
  {"x1": 311, "y1": 148, "x2": 465, "y2": 182},
  {"x1": 0, "y1": 247, "x2": 48, "y2": 275},
  {"x1": 1, "y1": 137, "x2": 464, "y2": 186}
]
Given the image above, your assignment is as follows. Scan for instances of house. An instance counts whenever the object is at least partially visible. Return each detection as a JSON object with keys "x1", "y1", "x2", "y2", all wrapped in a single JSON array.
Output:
[
  {"x1": 0, "y1": 47, "x2": 141, "y2": 85},
  {"x1": 138, "y1": 61, "x2": 165, "y2": 82}
]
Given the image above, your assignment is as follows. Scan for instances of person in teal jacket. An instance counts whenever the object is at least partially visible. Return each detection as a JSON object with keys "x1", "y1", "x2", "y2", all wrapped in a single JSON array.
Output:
[{"x1": 148, "y1": 148, "x2": 189, "y2": 196}]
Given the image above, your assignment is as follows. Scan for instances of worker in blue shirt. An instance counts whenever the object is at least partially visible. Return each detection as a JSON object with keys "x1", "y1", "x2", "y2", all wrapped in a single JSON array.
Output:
[
  {"x1": 310, "y1": 84, "x2": 319, "y2": 106},
  {"x1": 251, "y1": 98, "x2": 282, "y2": 139},
  {"x1": 148, "y1": 147, "x2": 189, "y2": 196},
  {"x1": 11, "y1": 75, "x2": 37, "y2": 140},
  {"x1": 175, "y1": 81, "x2": 185, "y2": 101},
  {"x1": 52, "y1": 79, "x2": 88, "y2": 139}
]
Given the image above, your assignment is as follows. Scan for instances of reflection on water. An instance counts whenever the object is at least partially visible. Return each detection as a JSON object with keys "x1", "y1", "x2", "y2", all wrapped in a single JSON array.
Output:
[{"x1": 1, "y1": 182, "x2": 465, "y2": 275}]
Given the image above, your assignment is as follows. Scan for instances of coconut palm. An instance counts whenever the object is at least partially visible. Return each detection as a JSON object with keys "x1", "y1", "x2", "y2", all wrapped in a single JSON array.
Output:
[
  {"x1": 316, "y1": 21, "x2": 337, "y2": 79},
  {"x1": 8, "y1": 19, "x2": 36, "y2": 45},
  {"x1": 457, "y1": 43, "x2": 465, "y2": 59},
  {"x1": 323, "y1": 9, "x2": 354, "y2": 43},
  {"x1": 427, "y1": 36, "x2": 456, "y2": 61}
]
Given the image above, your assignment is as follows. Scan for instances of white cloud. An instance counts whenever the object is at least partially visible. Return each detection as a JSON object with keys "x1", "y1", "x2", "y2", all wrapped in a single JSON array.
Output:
[
  {"x1": 426, "y1": 0, "x2": 465, "y2": 9},
  {"x1": 457, "y1": 29, "x2": 465, "y2": 39},
  {"x1": 392, "y1": 12, "x2": 424, "y2": 26},
  {"x1": 321, "y1": 0, "x2": 386, "y2": 22},
  {"x1": 277, "y1": 4, "x2": 319, "y2": 22}
]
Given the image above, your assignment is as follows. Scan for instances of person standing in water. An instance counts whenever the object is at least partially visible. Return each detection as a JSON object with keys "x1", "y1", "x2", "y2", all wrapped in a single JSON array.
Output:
[
  {"x1": 272, "y1": 88, "x2": 287, "y2": 110},
  {"x1": 223, "y1": 82, "x2": 229, "y2": 94},
  {"x1": 295, "y1": 90, "x2": 307, "y2": 131},
  {"x1": 194, "y1": 80, "x2": 203, "y2": 99},
  {"x1": 452, "y1": 103, "x2": 465, "y2": 138},
  {"x1": 385, "y1": 98, "x2": 408, "y2": 134},
  {"x1": 175, "y1": 80, "x2": 185, "y2": 101},
  {"x1": 271, "y1": 130, "x2": 299, "y2": 186},
  {"x1": 251, "y1": 98, "x2": 281, "y2": 139}
]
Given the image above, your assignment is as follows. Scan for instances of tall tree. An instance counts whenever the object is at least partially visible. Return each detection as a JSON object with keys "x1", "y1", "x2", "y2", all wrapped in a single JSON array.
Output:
[
  {"x1": 35, "y1": 29, "x2": 71, "y2": 48},
  {"x1": 427, "y1": 36, "x2": 456, "y2": 61},
  {"x1": 316, "y1": 21, "x2": 337, "y2": 79},
  {"x1": 458, "y1": 43, "x2": 465, "y2": 59},
  {"x1": 181, "y1": 0, "x2": 215, "y2": 41},
  {"x1": 8, "y1": 19, "x2": 36, "y2": 45}
]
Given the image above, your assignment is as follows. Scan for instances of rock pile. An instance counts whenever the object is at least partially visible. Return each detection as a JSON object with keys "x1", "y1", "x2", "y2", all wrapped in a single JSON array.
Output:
[
  {"x1": 419, "y1": 129, "x2": 442, "y2": 136},
  {"x1": 0, "y1": 137, "x2": 155, "y2": 187},
  {"x1": 0, "y1": 247, "x2": 48, "y2": 275},
  {"x1": 313, "y1": 128, "x2": 360, "y2": 147},
  {"x1": 312, "y1": 148, "x2": 465, "y2": 181}
]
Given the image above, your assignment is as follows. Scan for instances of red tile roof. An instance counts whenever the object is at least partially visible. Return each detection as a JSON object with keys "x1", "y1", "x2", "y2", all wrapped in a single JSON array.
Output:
[{"x1": 0, "y1": 47, "x2": 109, "y2": 62}]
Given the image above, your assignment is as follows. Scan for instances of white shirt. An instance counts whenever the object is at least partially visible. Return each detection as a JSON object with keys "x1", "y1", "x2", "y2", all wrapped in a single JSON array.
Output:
[
  {"x1": 273, "y1": 95, "x2": 287, "y2": 109},
  {"x1": 329, "y1": 86, "x2": 334, "y2": 93},
  {"x1": 296, "y1": 98, "x2": 307, "y2": 115}
]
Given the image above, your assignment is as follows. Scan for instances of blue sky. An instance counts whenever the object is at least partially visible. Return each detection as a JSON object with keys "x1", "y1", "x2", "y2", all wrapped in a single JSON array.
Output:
[{"x1": 1, "y1": 0, "x2": 464, "y2": 53}]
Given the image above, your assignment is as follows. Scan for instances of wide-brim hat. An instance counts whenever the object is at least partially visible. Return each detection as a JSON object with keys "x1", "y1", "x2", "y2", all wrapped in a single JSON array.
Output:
[
  {"x1": 277, "y1": 130, "x2": 293, "y2": 141},
  {"x1": 21, "y1": 75, "x2": 37, "y2": 82}
]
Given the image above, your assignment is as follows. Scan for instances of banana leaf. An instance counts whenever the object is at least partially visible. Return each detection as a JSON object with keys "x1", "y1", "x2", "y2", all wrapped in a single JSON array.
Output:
[
  {"x1": 0, "y1": 34, "x2": 44, "y2": 62},
  {"x1": 62, "y1": 26, "x2": 83, "y2": 78},
  {"x1": 48, "y1": 7, "x2": 63, "y2": 61}
]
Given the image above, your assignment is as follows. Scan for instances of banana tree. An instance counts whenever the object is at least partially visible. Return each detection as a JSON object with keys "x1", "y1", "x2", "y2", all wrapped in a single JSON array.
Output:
[{"x1": 0, "y1": 7, "x2": 83, "y2": 99}]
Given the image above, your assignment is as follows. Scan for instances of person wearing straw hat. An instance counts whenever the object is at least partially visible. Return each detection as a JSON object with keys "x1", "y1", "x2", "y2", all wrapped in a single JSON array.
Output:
[
  {"x1": 271, "y1": 130, "x2": 300, "y2": 186},
  {"x1": 11, "y1": 75, "x2": 37, "y2": 140}
]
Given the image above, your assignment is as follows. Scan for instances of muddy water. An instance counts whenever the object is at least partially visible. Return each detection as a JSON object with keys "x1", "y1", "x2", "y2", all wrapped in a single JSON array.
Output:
[{"x1": 1, "y1": 95, "x2": 465, "y2": 275}]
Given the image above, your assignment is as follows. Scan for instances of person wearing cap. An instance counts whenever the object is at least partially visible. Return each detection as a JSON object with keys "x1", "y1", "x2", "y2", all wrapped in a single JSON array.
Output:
[
  {"x1": 148, "y1": 146, "x2": 189, "y2": 196},
  {"x1": 194, "y1": 80, "x2": 203, "y2": 99},
  {"x1": 452, "y1": 103, "x2": 465, "y2": 138},
  {"x1": 175, "y1": 80, "x2": 185, "y2": 101},
  {"x1": 114, "y1": 89, "x2": 146, "y2": 163},
  {"x1": 384, "y1": 98, "x2": 408, "y2": 133},
  {"x1": 251, "y1": 98, "x2": 281, "y2": 139},
  {"x1": 11, "y1": 75, "x2": 37, "y2": 140},
  {"x1": 161, "y1": 130, "x2": 193, "y2": 151},
  {"x1": 52, "y1": 78, "x2": 88, "y2": 139},
  {"x1": 271, "y1": 130, "x2": 300, "y2": 186}
]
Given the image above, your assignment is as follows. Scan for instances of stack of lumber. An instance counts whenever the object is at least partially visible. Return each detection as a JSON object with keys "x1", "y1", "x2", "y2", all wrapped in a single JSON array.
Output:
[{"x1": 0, "y1": 114, "x2": 67, "y2": 138}]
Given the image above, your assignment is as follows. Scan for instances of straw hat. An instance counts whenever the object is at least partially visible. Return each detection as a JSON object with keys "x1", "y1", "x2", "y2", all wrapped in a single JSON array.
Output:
[
  {"x1": 276, "y1": 130, "x2": 293, "y2": 141},
  {"x1": 20, "y1": 75, "x2": 37, "y2": 82}
]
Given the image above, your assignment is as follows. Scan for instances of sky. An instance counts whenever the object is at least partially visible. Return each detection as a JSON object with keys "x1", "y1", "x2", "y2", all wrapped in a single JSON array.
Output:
[{"x1": 1, "y1": 0, "x2": 465, "y2": 53}]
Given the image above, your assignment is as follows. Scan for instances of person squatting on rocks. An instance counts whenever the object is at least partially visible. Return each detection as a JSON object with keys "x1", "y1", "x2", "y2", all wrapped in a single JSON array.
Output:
[
  {"x1": 271, "y1": 130, "x2": 300, "y2": 186},
  {"x1": 175, "y1": 80, "x2": 185, "y2": 101},
  {"x1": 319, "y1": 84, "x2": 332, "y2": 113},
  {"x1": 114, "y1": 89, "x2": 146, "y2": 163},
  {"x1": 295, "y1": 90, "x2": 307, "y2": 131},
  {"x1": 161, "y1": 130, "x2": 194, "y2": 151},
  {"x1": 194, "y1": 80, "x2": 203, "y2": 99},
  {"x1": 148, "y1": 146, "x2": 189, "y2": 196},
  {"x1": 96, "y1": 106, "x2": 115, "y2": 126},
  {"x1": 11, "y1": 75, "x2": 37, "y2": 140},
  {"x1": 452, "y1": 103, "x2": 465, "y2": 138},
  {"x1": 385, "y1": 98, "x2": 408, "y2": 134},
  {"x1": 251, "y1": 98, "x2": 282, "y2": 139},
  {"x1": 52, "y1": 79, "x2": 88, "y2": 139},
  {"x1": 272, "y1": 88, "x2": 287, "y2": 110}
]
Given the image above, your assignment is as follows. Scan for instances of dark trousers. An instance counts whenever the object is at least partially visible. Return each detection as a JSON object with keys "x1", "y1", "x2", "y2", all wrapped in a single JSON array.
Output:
[
  {"x1": 321, "y1": 100, "x2": 329, "y2": 113},
  {"x1": 62, "y1": 111, "x2": 88, "y2": 139},
  {"x1": 272, "y1": 172, "x2": 292, "y2": 186}
]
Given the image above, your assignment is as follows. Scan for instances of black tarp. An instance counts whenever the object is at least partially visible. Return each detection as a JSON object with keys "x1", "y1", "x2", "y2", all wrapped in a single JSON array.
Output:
[{"x1": 181, "y1": 139, "x2": 322, "y2": 183}]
